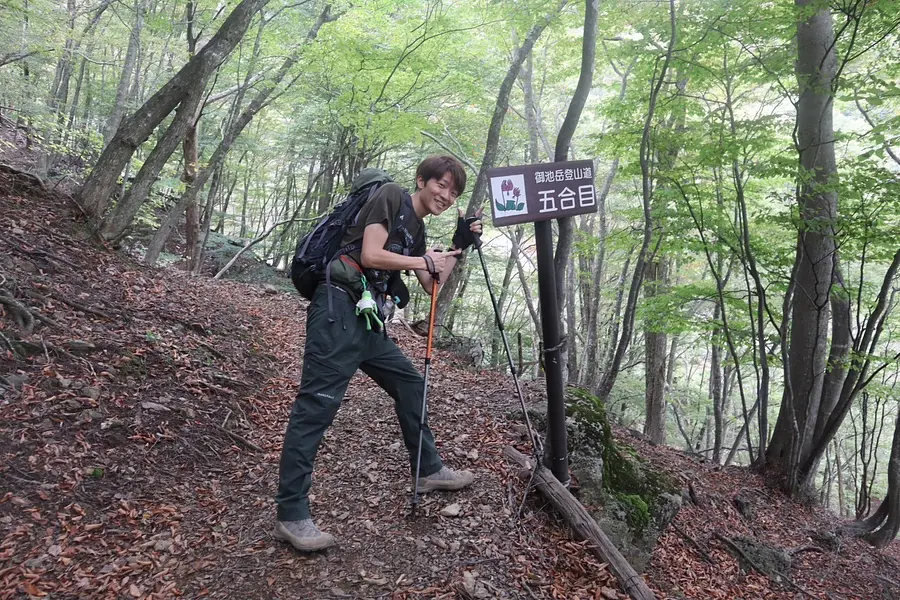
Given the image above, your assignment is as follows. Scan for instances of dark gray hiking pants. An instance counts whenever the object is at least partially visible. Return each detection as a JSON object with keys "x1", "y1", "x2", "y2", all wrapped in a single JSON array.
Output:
[{"x1": 275, "y1": 285, "x2": 442, "y2": 521}]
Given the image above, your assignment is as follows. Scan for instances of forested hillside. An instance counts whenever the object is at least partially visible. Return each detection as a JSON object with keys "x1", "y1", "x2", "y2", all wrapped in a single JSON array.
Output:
[{"x1": 3, "y1": 0, "x2": 900, "y2": 597}]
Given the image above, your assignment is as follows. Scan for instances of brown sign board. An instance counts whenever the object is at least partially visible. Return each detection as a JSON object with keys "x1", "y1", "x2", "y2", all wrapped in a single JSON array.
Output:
[{"x1": 487, "y1": 159, "x2": 597, "y2": 227}]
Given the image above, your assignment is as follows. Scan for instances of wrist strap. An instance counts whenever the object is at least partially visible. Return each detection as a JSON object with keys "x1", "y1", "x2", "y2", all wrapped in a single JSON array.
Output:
[{"x1": 423, "y1": 254, "x2": 436, "y2": 276}]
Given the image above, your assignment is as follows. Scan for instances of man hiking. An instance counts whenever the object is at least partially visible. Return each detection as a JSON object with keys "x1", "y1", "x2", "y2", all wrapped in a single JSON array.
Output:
[{"x1": 275, "y1": 155, "x2": 482, "y2": 552}]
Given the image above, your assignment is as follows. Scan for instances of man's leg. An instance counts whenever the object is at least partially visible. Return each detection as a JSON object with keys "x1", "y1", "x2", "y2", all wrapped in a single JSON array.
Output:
[
  {"x1": 275, "y1": 355, "x2": 353, "y2": 521},
  {"x1": 360, "y1": 338, "x2": 443, "y2": 478},
  {"x1": 275, "y1": 289, "x2": 361, "y2": 547},
  {"x1": 361, "y1": 336, "x2": 474, "y2": 493}
]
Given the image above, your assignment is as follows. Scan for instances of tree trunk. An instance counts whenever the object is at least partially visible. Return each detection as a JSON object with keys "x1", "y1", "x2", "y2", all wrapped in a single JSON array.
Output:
[
  {"x1": 582, "y1": 159, "x2": 617, "y2": 384},
  {"x1": 103, "y1": 0, "x2": 144, "y2": 147},
  {"x1": 191, "y1": 164, "x2": 226, "y2": 273},
  {"x1": 100, "y1": 80, "x2": 208, "y2": 241},
  {"x1": 595, "y1": 0, "x2": 676, "y2": 402},
  {"x1": 766, "y1": 0, "x2": 839, "y2": 496},
  {"x1": 434, "y1": 6, "x2": 561, "y2": 327},
  {"x1": 834, "y1": 438, "x2": 845, "y2": 516},
  {"x1": 565, "y1": 259, "x2": 579, "y2": 383},
  {"x1": 643, "y1": 259, "x2": 668, "y2": 444},
  {"x1": 491, "y1": 227, "x2": 521, "y2": 367},
  {"x1": 182, "y1": 0, "x2": 202, "y2": 271},
  {"x1": 710, "y1": 305, "x2": 724, "y2": 463},
  {"x1": 513, "y1": 228, "x2": 541, "y2": 336},
  {"x1": 48, "y1": 0, "x2": 77, "y2": 126},
  {"x1": 550, "y1": 0, "x2": 598, "y2": 387},
  {"x1": 860, "y1": 405, "x2": 900, "y2": 548},
  {"x1": 77, "y1": 0, "x2": 271, "y2": 221}
]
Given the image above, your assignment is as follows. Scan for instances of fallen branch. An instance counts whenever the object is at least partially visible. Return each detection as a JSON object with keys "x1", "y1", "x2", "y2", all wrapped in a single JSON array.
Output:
[
  {"x1": 0, "y1": 163, "x2": 47, "y2": 192},
  {"x1": 30, "y1": 308, "x2": 62, "y2": 329},
  {"x1": 787, "y1": 544, "x2": 824, "y2": 557},
  {"x1": 0, "y1": 232, "x2": 81, "y2": 269},
  {"x1": 504, "y1": 446, "x2": 657, "y2": 600},
  {"x1": 198, "y1": 341, "x2": 227, "y2": 360},
  {"x1": 214, "y1": 213, "x2": 325, "y2": 280},
  {"x1": 213, "y1": 424, "x2": 264, "y2": 453},
  {"x1": 46, "y1": 290, "x2": 114, "y2": 320}
]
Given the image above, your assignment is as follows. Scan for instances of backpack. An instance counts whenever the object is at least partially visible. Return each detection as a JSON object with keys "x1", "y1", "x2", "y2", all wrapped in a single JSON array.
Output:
[{"x1": 290, "y1": 168, "x2": 416, "y2": 301}]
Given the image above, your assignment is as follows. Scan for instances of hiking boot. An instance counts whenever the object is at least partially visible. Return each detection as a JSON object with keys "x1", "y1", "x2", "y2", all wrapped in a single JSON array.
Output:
[
  {"x1": 416, "y1": 466, "x2": 475, "y2": 493},
  {"x1": 273, "y1": 519, "x2": 335, "y2": 552}
]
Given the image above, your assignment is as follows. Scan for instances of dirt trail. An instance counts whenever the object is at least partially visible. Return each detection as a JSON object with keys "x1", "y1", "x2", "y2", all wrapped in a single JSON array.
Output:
[
  {"x1": 3, "y1": 164, "x2": 900, "y2": 600},
  {"x1": 0, "y1": 169, "x2": 614, "y2": 599}
]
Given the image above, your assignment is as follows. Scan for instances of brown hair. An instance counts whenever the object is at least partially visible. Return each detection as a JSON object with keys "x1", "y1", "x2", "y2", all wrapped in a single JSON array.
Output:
[{"x1": 415, "y1": 155, "x2": 467, "y2": 196}]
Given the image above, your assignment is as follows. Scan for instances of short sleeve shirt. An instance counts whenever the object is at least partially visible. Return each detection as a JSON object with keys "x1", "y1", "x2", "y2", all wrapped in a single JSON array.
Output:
[
  {"x1": 326, "y1": 183, "x2": 425, "y2": 298},
  {"x1": 340, "y1": 183, "x2": 425, "y2": 259}
]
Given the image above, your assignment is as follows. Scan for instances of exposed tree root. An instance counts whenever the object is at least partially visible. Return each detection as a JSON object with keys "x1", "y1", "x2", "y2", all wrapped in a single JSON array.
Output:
[{"x1": 0, "y1": 293, "x2": 35, "y2": 335}]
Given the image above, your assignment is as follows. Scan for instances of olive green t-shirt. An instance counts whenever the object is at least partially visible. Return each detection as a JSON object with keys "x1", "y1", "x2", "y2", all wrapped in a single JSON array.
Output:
[{"x1": 326, "y1": 183, "x2": 425, "y2": 298}]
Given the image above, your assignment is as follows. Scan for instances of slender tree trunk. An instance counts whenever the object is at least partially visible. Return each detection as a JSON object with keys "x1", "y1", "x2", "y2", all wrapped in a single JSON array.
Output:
[
  {"x1": 65, "y1": 51, "x2": 88, "y2": 136},
  {"x1": 860, "y1": 405, "x2": 900, "y2": 548},
  {"x1": 595, "y1": 0, "x2": 676, "y2": 402},
  {"x1": 583, "y1": 160, "x2": 616, "y2": 384},
  {"x1": 216, "y1": 169, "x2": 238, "y2": 233},
  {"x1": 565, "y1": 259, "x2": 579, "y2": 382},
  {"x1": 78, "y1": 0, "x2": 271, "y2": 221},
  {"x1": 191, "y1": 164, "x2": 224, "y2": 273},
  {"x1": 48, "y1": 0, "x2": 77, "y2": 130},
  {"x1": 644, "y1": 258, "x2": 668, "y2": 444},
  {"x1": 434, "y1": 5, "x2": 562, "y2": 327},
  {"x1": 240, "y1": 165, "x2": 251, "y2": 238},
  {"x1": 513, "y1": 229, "x2": 541, "y2": 336},
  {"x1": 491, "y1": 228, "x2": 521, "y2": 367},
  {"x1": 835, "y1": 438, "x2": 845, "y2": 516},
  {"x1": 182, "y1": 0, "x2": 202, "y2": 271},
  {"x1": 104, "y1": 0, "x2": 145, "y2": 146},
  {"x1": 711, "y1": 305, "x2": 724, "y2": 463}
]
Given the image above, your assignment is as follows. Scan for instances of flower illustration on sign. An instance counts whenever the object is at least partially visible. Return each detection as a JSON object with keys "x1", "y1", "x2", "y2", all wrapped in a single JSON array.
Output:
[{"x1": 495, "y1": 179, "x2": 526, "y2": 213}]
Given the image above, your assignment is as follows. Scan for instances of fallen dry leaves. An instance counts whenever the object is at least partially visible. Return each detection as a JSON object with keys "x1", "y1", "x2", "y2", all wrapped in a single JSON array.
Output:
[{"x1": 1, "y1": 168, "x2": 899, "y2": 600}]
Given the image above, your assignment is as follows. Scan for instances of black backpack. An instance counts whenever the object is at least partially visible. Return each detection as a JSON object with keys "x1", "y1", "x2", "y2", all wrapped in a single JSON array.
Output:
[{"x1": 290, "y1": 168, "x2": 415, "y2": 301}]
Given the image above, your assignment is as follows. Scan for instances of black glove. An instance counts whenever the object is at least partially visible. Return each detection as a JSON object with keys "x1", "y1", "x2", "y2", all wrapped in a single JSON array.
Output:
[{"x1": 451, "y1": 215, "x2": 481, "y2": 251}]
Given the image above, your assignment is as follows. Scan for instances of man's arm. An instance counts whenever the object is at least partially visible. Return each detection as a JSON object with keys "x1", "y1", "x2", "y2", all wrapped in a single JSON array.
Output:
[
  {"x1": 412, "y1": 254, "x2": 459, "y2": 292},
  {"x1": 411, "y1": 208, "x2": 484, "y2": 292},
  {"x1": 360, "y1": 223, "x2": 461, "y2": 294}
]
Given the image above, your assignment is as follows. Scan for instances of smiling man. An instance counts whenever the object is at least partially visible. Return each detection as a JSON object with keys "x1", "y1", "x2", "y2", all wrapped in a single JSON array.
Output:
[{"x1": 274, "y1": 155, "x2": 482, "y2": 552}]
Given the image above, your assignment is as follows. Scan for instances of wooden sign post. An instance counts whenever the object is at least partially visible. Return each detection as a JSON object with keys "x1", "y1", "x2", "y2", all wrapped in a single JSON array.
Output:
[{"x1": 488, "y1": 159, "x2": 597, "y2": 484}]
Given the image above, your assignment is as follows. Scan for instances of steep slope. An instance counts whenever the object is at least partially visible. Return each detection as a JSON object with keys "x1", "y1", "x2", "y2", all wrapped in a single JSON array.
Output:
[
  {"x1": 2, "y1": 164, "x2": 899, "y2": 600},
  {"x1": 0, "y1": 167, "x2": 618, "y2": 599}
]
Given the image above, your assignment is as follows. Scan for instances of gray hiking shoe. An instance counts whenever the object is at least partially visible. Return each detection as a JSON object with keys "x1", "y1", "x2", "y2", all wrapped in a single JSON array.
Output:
[
  {"x1": 416, "y1": 466, "x2": 475, "y2": 493},
  {"x1": 273, "y1": 519, "x2": 335, "y2": 552}
]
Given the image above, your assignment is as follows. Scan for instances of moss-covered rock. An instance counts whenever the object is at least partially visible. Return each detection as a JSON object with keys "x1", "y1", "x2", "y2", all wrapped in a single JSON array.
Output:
[
  {"x1": 529, "y1": 388, "x2": 682, "y2": 572},
  {"x1": 725, "y1": 536, "x2": 792, "y2": 581}
]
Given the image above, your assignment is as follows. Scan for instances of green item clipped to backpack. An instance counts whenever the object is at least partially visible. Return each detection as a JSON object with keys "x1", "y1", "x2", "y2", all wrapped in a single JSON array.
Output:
[{"x1": 355, "y1": 289, "x2": 384, "y2": 331}]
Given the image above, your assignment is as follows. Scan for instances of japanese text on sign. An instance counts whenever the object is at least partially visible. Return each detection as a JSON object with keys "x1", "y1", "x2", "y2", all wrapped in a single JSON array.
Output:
[
  {"x1": 538, "y1": 185, "x2": 596, "y2": 214},
  {"x1": 487, "y1": 159, "x2": 597, "y2": 226},
  {"x1": 534, "y1": 167, "x2": 592, "y2": 184}
]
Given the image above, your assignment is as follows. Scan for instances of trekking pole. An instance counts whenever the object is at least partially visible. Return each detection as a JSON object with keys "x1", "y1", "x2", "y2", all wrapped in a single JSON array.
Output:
[
  {"x1": 411, "y1": 274, "x2": 440, "y2": 517},
  {"x1": 473, "y1": 236, "x2": 544, "y2": 460}
]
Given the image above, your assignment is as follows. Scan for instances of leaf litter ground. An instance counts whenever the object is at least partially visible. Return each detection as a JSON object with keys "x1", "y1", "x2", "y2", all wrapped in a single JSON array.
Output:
[{"x1": 1, "y1": 168, "x2": 899, "y2": 600}]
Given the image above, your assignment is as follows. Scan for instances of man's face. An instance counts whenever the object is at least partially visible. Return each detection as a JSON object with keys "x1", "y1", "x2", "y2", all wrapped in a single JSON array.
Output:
[{"x1": 418, "y1": 172, "x2": 459, "y2": 215}]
